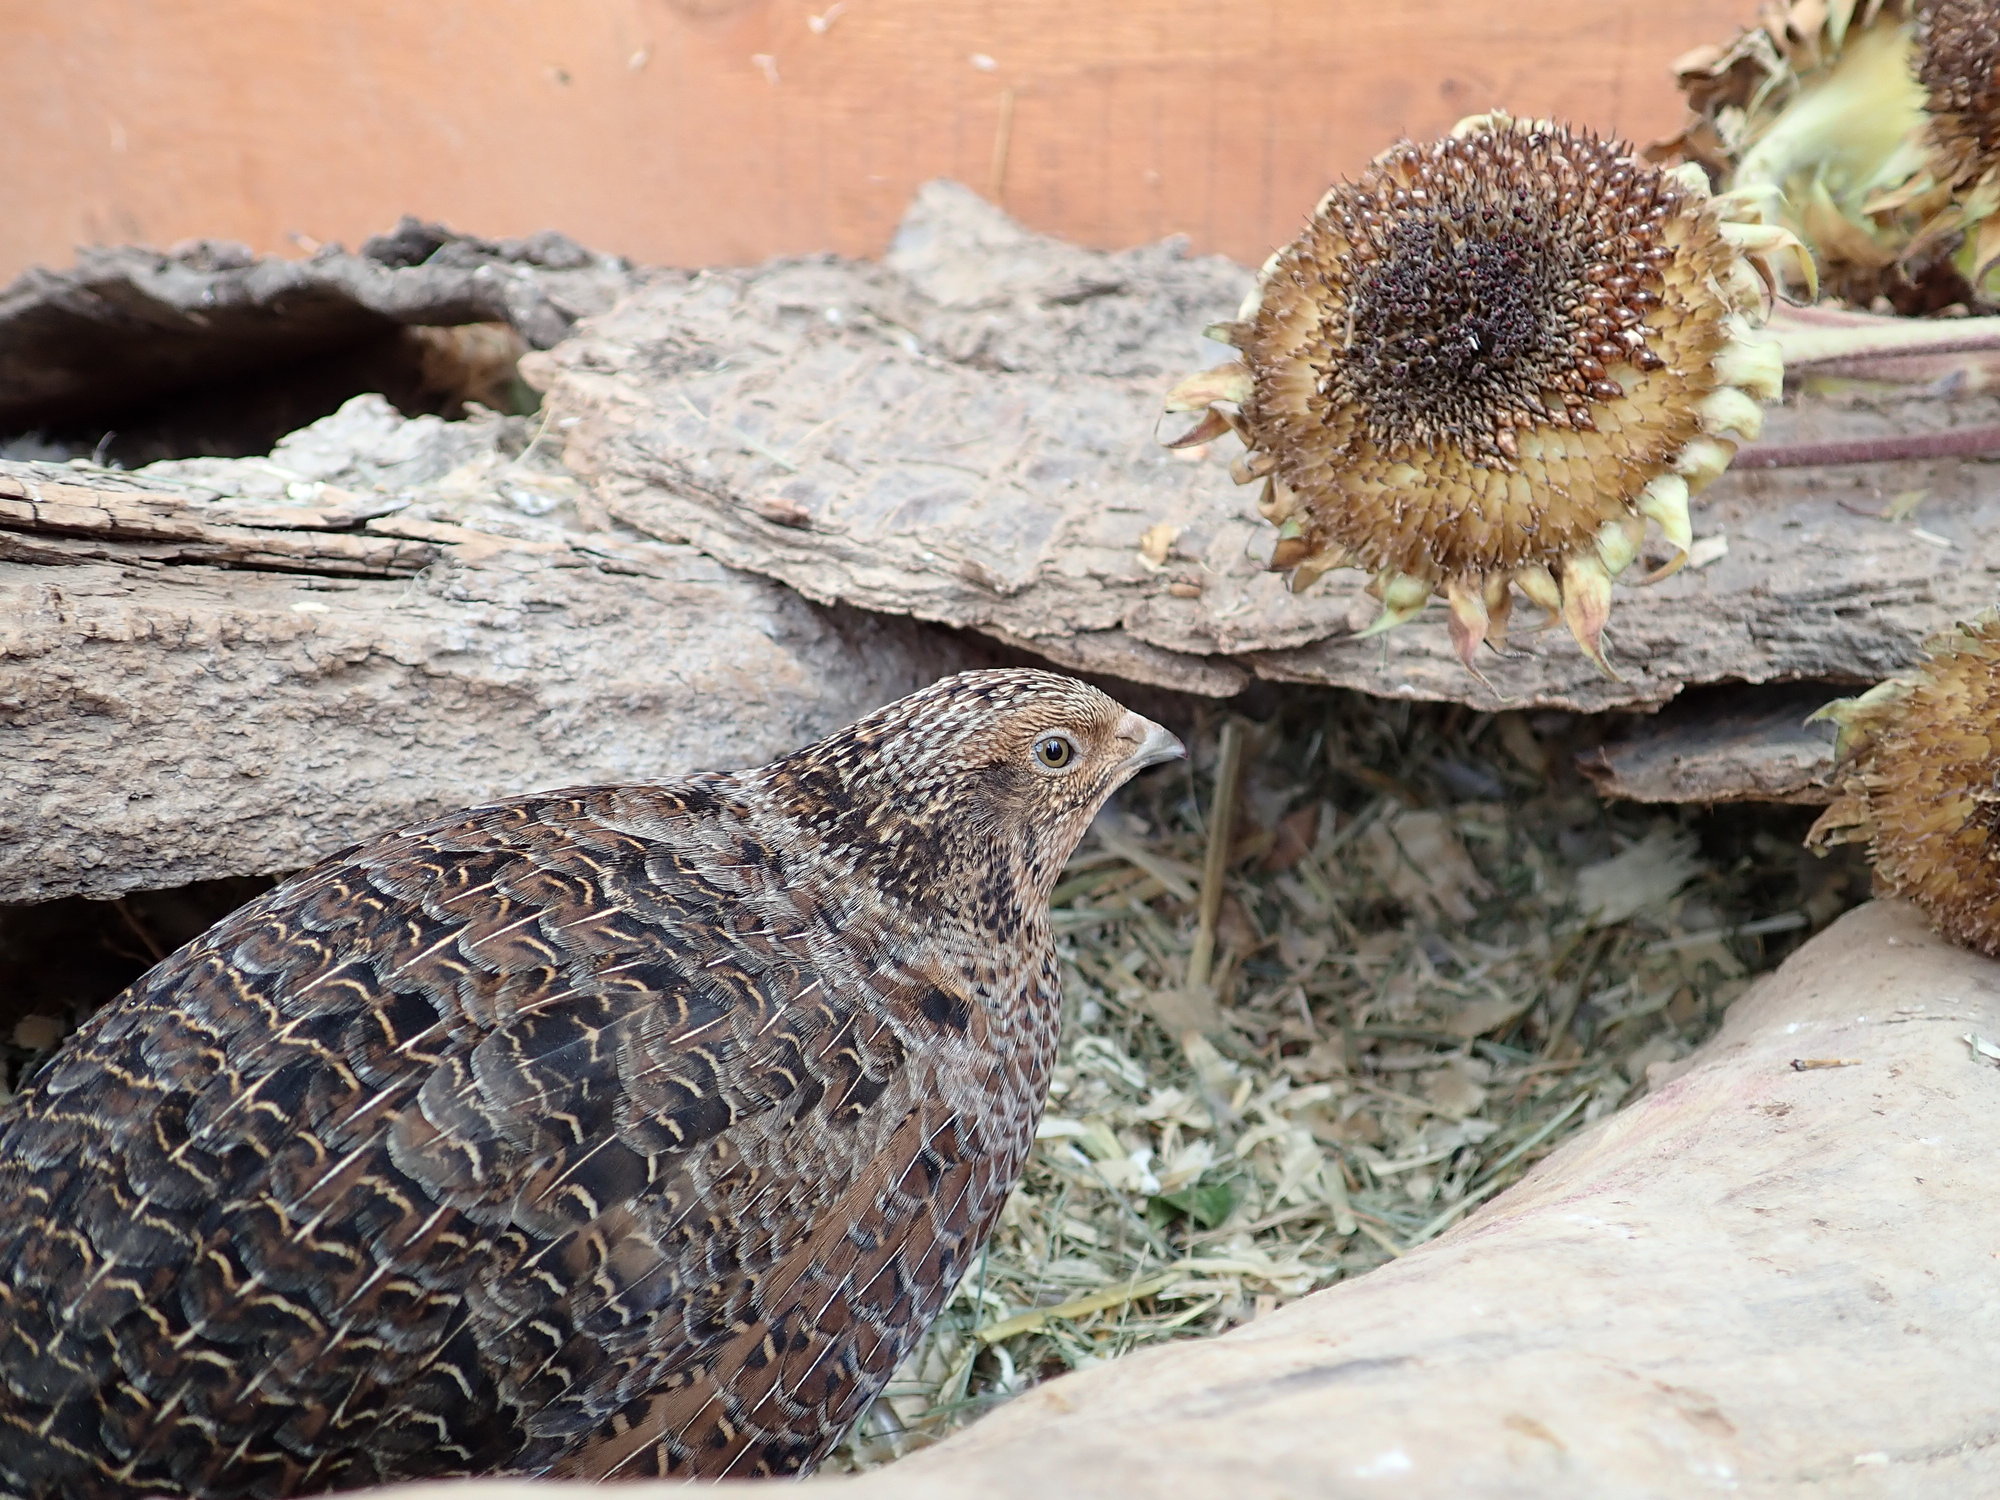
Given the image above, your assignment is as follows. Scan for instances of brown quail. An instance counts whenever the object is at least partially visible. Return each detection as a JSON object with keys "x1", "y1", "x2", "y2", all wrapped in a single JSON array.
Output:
[{"x1": 0, "y1": 669, "x2": 1182, "y2": 1497}]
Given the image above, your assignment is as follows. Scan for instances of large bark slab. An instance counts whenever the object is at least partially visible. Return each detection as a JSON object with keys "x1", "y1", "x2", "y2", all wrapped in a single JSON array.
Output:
[
  {"x1": 370, "y1": 900, "x2": 2000, "y2": 1498},
  {"x1": 533, "y1": 181, "x2": 2000, "y2": 715},
  {"x1": 0, "y1": 400, "x2": 980, "y2": 904}
]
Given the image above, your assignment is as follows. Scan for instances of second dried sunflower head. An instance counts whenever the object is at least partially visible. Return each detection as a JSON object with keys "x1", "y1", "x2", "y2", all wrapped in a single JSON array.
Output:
[
  {"x1": 1662, "y1": 0, "x2": 2000, "y2": 308},
  {"x1": 1808, "y1": 613, "x2": 2000, "y2": 955},
  {"x1": 1163, "y1": 113, "x2": 1802, "y2": 676}
]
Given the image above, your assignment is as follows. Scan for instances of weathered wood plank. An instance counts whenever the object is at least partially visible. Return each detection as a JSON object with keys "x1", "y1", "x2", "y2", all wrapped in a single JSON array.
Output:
[{"x1": 0, "y1": 0, "x2": 1753, "y2": 278}]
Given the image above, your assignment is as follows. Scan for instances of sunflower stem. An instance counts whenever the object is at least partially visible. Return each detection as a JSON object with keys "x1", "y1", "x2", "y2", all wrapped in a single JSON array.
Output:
[
  {"x1": 1736, "y1": 425, "x2": 2000, "y2": 468},
  {"x1": 1777, "y1": 308, "x2": 2000, "y2": 370},
  {"x1": 1185, "y1": 720, "x2": 1245, "y2": 996}
]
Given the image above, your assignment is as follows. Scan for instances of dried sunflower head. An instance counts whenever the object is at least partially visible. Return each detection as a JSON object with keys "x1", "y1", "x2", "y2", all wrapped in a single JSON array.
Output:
[
  {"x1": 1807, "y1": 614, "x2": 2000, "y2": 954},
  {"x1": 1917, "y1": 1, "x2": 2000, "y2": 185},
  {"x1": 1162, "y1": 114, "x2": 1802, "y2": 676},
  {"x1": 1661, "y1": 0, "x2": 2000, "y2": 308}
]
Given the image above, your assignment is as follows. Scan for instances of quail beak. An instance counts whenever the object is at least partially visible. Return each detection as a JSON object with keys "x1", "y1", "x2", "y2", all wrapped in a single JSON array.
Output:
[{"x1": 1113, "y1": 712, "x2": 1187, "y2": 780}]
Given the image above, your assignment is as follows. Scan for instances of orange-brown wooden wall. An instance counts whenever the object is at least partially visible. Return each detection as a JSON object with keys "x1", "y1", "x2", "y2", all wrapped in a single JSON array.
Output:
[{"x1": 3, "y1": 0, "x2": 1752, "y2": 281}]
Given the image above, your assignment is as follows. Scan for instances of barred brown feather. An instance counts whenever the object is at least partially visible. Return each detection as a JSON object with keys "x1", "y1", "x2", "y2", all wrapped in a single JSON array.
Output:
[{"x1": 0, "y1": 669, "x2": 1181, "y2": 1497}]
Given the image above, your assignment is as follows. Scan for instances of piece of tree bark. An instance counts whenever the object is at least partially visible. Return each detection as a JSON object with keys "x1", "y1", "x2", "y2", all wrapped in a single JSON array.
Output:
[
  {"x1": 0, "y1": 472, "x2": 435, "y2": 576},
  {"x1": 0, "y1": 402, "x2": 982, "y2": 905},
  {"x1": 357, "y1": 900, "x2": 2000, "y2": 1498},
  {"x1": 534, "y1": 182, "x2": 2000, "y2": 716},
  {"x1": 1579, "y1": 683, "x2": 1841, "y2": 805}
]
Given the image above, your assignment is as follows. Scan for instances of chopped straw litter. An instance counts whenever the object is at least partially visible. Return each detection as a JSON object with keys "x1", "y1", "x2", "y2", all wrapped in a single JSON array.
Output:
[{"x1": 831, "y1": 691, "x2": 1861, "y2": 1470}]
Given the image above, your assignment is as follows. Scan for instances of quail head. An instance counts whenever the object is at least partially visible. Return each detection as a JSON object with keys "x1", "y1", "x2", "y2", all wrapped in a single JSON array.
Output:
[{"x1": 0, "y1": 668, "x2": 1182, "y2": 1497}]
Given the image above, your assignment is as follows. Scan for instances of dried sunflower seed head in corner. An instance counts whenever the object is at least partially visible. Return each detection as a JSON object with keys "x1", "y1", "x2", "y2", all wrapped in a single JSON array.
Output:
[
  {"x1": 1660, "y1": 0, "x2": 2000, "y2": 308},
  {"x1": 1905, "y1": 0, "x2": 2000, "y2": 272},
  {"x1": 1806, "y1": 614, "x2": 2000, "y2": 956},
  {"x1": 1162, "y1": 113, "x2": 1804, "y2": 677}
]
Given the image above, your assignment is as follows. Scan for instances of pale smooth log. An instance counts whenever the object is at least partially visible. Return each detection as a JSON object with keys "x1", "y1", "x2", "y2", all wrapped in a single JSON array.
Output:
[{"x1": 363, "y1": 900, "x2": 2000, "y2": 1498}]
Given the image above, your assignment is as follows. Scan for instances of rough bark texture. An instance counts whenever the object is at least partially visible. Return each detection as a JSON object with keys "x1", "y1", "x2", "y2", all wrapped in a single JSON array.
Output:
[
  {"x1": 0, "y1": 398, "x2": 982, "y2": 905},
  {"x1": 0, "y1": 221, "x2": 631, "y2": 434},
  {"x1": 360, "y1": 900, "x2": 2000, "y2": 1499},
  {"x1": 532, "y1": 182, "x2": 2000, "y2": 716},
  {"x1": 1580, "y1": 684, "x2": 1841, "y2": 805}
]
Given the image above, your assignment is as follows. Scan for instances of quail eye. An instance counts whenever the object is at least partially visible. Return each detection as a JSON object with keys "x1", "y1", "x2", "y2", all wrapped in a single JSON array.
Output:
[{"x1": 1033, "y1": 734, "x2": 1079, "y2": 771}]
